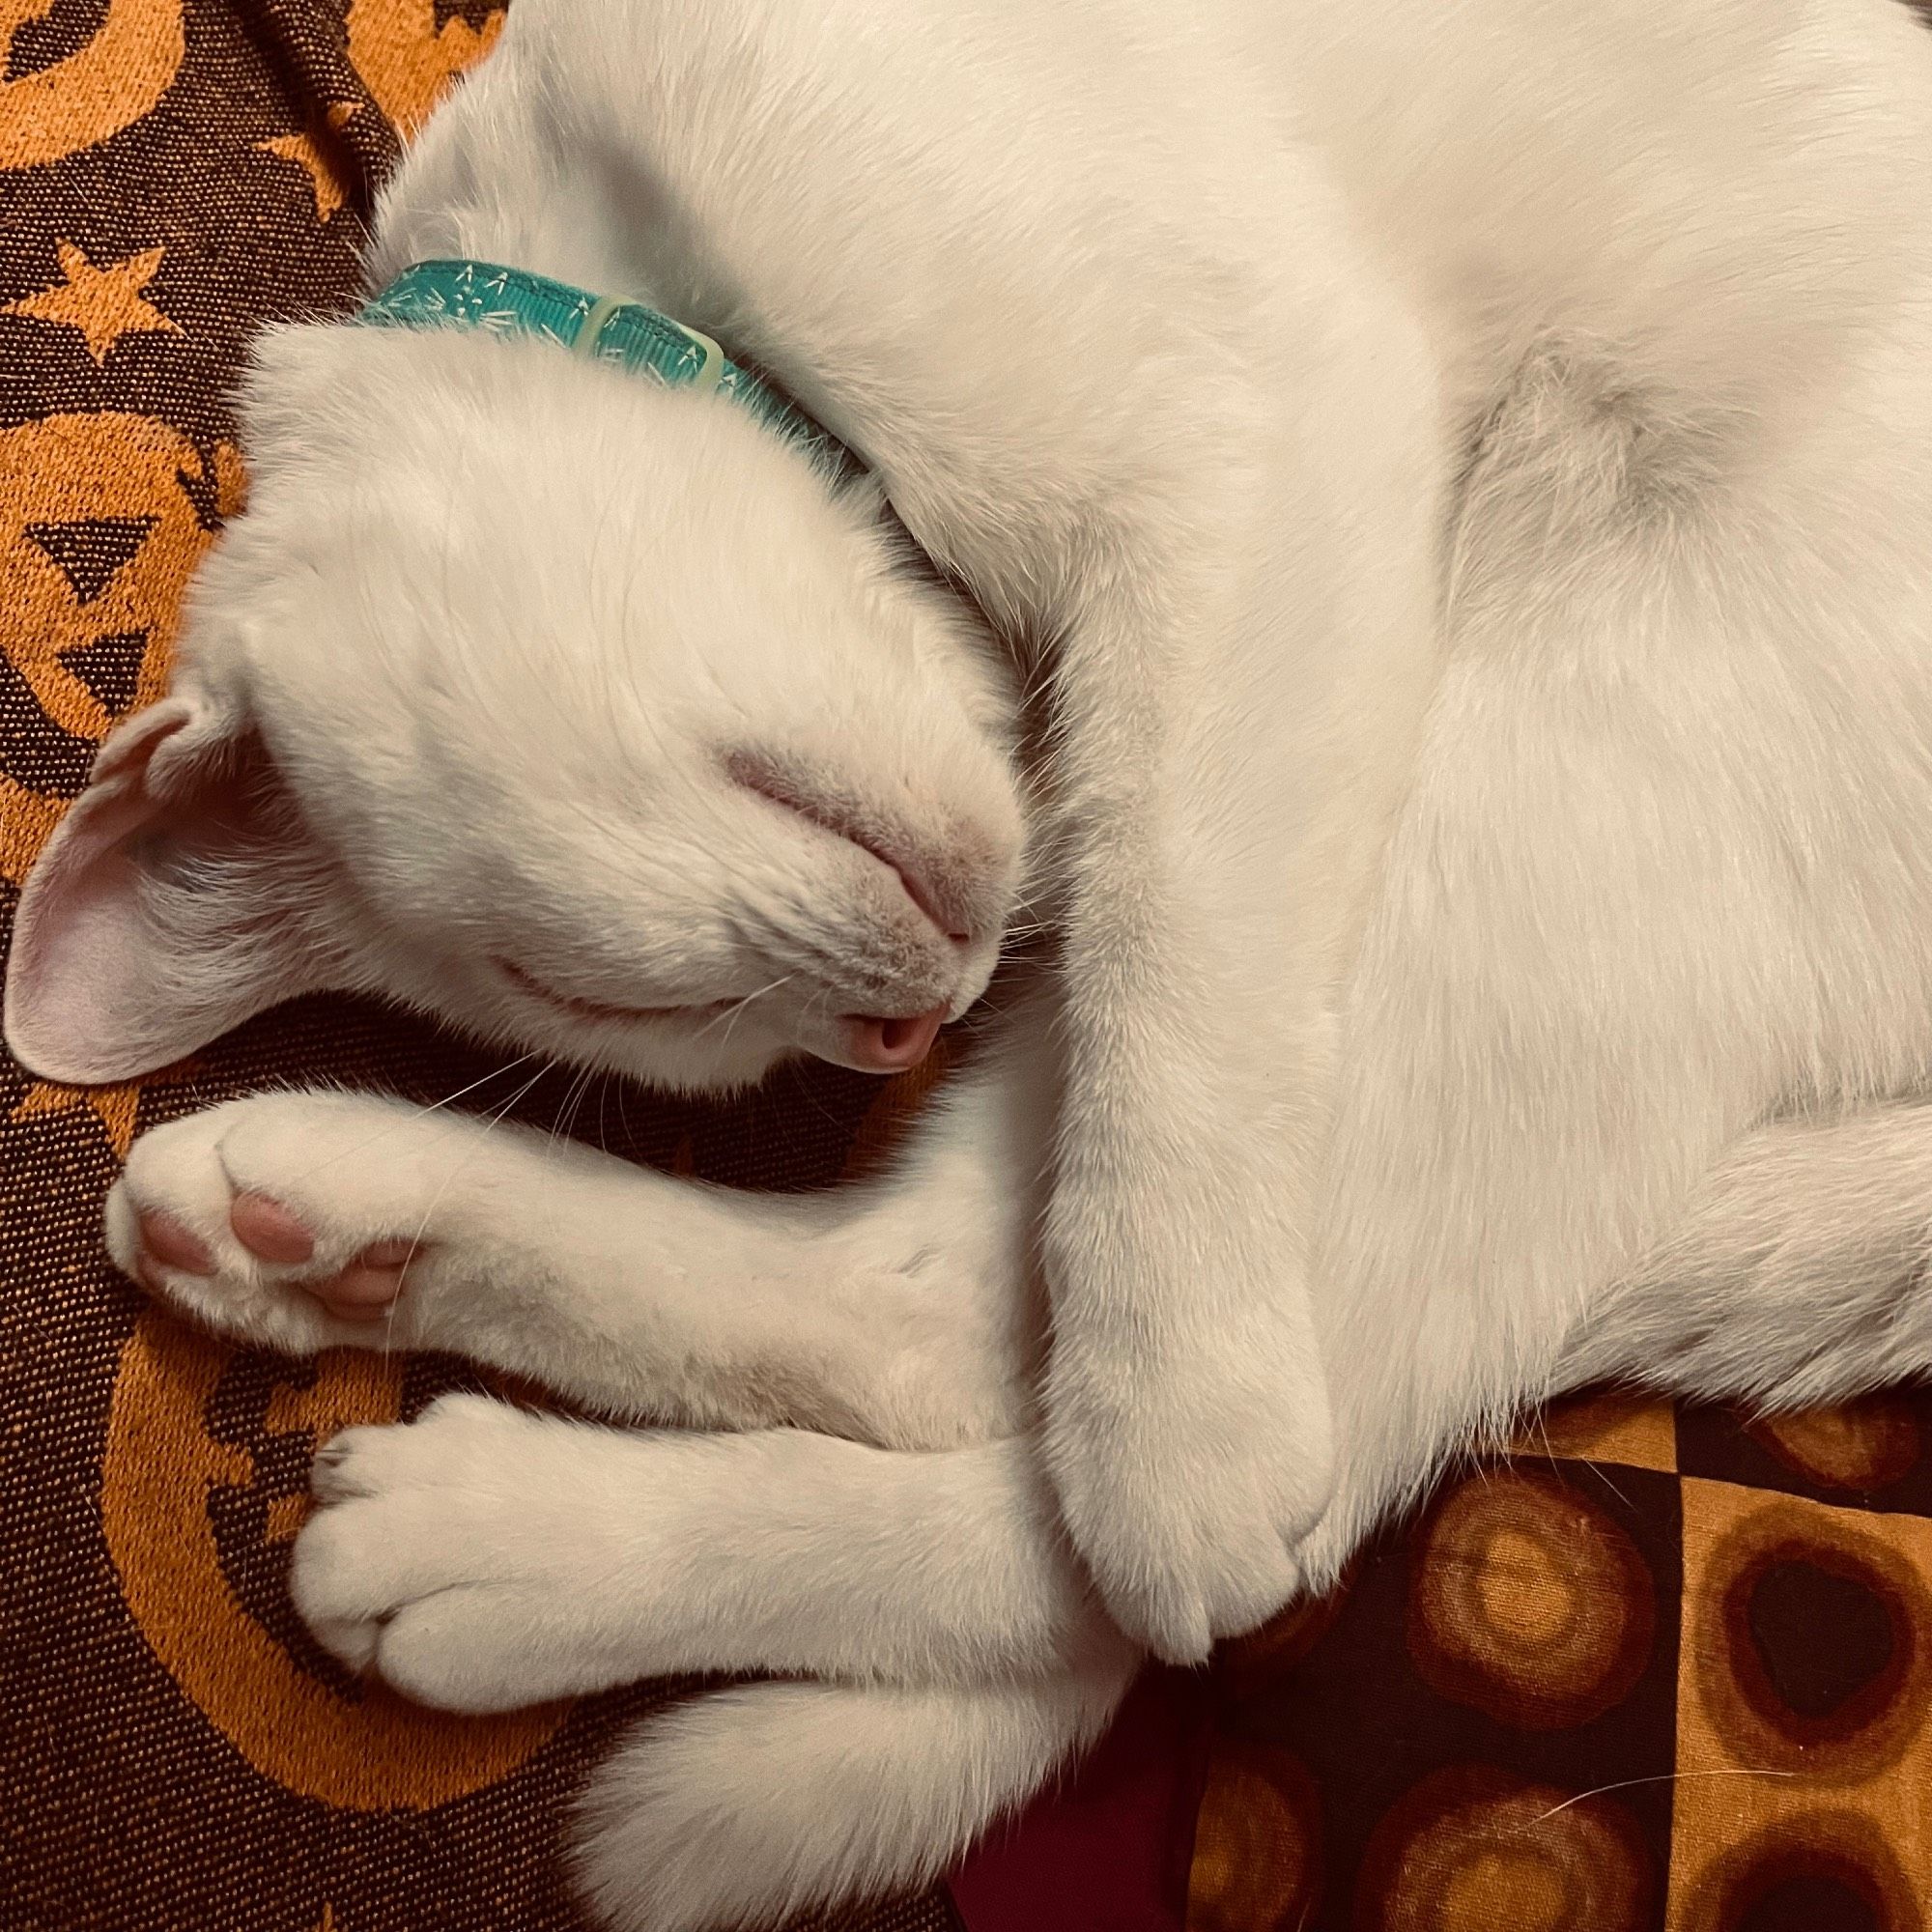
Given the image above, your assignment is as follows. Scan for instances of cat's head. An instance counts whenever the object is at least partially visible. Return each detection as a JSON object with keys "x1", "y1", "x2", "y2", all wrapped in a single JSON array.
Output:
[{"x1": 3, "y1": 322, "x2": 1030, "y2": 1094}]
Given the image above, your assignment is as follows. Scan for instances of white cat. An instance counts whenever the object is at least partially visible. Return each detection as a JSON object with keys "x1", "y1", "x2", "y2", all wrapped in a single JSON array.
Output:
[{"x1": 14, "y1": 0, "x2": 1932, "y2": 1924}]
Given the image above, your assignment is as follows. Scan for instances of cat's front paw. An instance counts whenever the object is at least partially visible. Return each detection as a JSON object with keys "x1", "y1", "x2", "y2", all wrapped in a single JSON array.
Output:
[
  {"x1": 108, "y1": 1092, "x2": 472, "y2": 1353},
  {"x1": 293, "y1": 1394, "x2": 649, "y2": 1713},
  {"x1": 1046, "y1": 1348, "x2": 1332, "y2": 1663}
]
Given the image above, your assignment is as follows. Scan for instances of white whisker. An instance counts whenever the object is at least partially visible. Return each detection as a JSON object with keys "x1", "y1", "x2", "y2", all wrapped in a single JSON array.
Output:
[
  {"x1": 694, "y1": 974, "x2": 796, "y2": 1044},
  {"x1": 377, "y1": 1063, "x2": 554, "y2": 1355},
  {"x1": 1532, "y1": 1768, "x2": 1796, "y2": 1822}
]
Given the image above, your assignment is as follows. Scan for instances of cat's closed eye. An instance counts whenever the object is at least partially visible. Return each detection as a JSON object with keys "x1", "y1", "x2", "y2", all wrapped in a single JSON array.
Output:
[{"x1": 724, "y1": 748, "x2": 986, "y2": 947}]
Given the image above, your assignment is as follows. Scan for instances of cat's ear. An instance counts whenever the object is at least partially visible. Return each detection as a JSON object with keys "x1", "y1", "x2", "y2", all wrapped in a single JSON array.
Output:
[{"x1": 4, "y1": 687, "x2": 334, "y2": 1085}]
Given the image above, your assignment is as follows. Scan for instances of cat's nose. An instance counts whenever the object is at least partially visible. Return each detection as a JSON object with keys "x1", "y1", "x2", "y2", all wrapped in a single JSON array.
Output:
[{"x1": 838, "y1": 1005, "x2": 948, "y2": 1072}]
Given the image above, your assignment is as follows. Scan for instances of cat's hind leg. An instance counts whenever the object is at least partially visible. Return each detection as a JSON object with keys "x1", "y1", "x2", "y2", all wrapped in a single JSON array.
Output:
[
  {"x1": 1287, "y1": 274, "x2": 1932, "y2": 1590},
  {"x1": 1560, "y1": 1101, "x2": 1932, "y2": 1410},
  {"x1": 571, "y1": 1666, "x2": 1134, "y2": 1932}
]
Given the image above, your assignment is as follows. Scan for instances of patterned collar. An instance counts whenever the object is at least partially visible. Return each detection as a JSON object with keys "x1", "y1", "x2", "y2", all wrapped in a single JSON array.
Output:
[{"x1": 358, "y1": 258, "x2": 861, "y2": 478}]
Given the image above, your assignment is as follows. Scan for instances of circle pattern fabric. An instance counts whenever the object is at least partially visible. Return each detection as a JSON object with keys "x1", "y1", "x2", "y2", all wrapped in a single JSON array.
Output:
[{"x1": 1185, "y1": 1385, "x2": 1932, "y2": 1931}]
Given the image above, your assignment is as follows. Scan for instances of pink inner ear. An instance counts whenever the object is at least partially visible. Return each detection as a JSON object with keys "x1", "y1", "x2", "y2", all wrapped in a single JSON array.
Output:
[
  {"x1": 2, "y1": 696, "x2": 313, "y2": 1086},
  {"x1": 5, "y1": 701, "x2": 203, "y2": 1085}
]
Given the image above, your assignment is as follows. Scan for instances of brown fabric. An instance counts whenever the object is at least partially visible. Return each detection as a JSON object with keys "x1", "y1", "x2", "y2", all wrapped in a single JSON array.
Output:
[
  {"x1": 0, "y1": 5, "x2": 956, "y2": 1928},
  {"x1": 1185, "y1": 1387, "x2": 1932, "y2": 1930}
]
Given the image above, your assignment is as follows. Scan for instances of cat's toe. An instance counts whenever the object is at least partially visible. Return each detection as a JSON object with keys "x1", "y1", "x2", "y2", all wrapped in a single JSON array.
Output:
[
  {"x1": 363, "y1": 1588, "x2": 568, "y2": 1714},
  {"x1": 109, "y1": 1109, "x2": 234, "y2": 1278},
  {"x1": 112, "y1": 1112, "x2": 301, "y2": 1346},
  {"x1": 293, "y1": 1398, "x2": 618, "y2": 1713},
  {"x1": 309, "y1": 1420, "x2": 402, "y2": 1501},
  {"x1": 304, "y1": 1251, "x2": 413, "y2": 1323},
  {"x1": 288, "y1": 1506, "x2": 394, "y2": 1673},
  {"x1": 134, "y1": 1207, "x2": 217, "y2": 1275},
  {"x1": 292, "y1": 1419, "x2": 452, "y2": 1666},
  {"x1": 225, "y1": 1193, "x2": 408, "y2": 1321},
  {"x1": 228, "y1": 1190, "x2": 318, "y2": 1263}
]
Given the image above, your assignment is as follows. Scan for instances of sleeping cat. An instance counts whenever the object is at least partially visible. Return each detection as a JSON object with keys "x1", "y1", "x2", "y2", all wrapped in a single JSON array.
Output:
[{"x1": 14, "y1": 0, "x2": 1932, "y2": 1923}]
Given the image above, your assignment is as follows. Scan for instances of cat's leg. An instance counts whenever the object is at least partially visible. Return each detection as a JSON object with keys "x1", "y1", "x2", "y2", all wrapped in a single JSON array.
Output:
[
  {"x1": 113, "y1": 996, "x2": 1053, "y2": 1451},
  {"x1": 1032, "y1": 259, "x2": 1447, "y2": 1660},
  {"x1": 571, "y1": 1667, "x2": 1134, "y2": 1932},
  {"x1": 292, "y1": 1390, "x2": 1137, "y2": 1932},
  {"x1": 290, "y1": 1392, "x2": 1113, "y2": 1710},
  {"x1": 1294, "y1": 1100, "x2": 1932, "y2": 1587},
  {"x1": 1557, "y1": 1103, "x2": 1932, "y2": 1409},
  {"x1": 290, "y1": 1380, "x2": 1134, "y2": 1932},
  {"x1": 290, "y1": 1393, "x2": 1133, "y2": 1932}
]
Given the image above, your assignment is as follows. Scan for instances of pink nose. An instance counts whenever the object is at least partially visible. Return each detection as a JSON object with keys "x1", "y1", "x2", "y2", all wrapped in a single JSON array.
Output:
[{"x1": 840, "y1": 1004, "x2": 948, "y2": 1072}]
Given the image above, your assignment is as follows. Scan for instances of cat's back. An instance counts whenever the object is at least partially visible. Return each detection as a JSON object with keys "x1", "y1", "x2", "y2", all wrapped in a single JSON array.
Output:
[
  {"x1": 1263, "y1": 0, "x2": 1932, "y2": 411},
  {"x1": 416, "y1": 0, "x2": 1932, "y2": 412}
]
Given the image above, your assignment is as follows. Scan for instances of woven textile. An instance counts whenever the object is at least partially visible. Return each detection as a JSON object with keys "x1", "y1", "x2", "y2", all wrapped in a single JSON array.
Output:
[{"x1": 1180, "y1": 1387, "x2": 1932, "y2": 1929}]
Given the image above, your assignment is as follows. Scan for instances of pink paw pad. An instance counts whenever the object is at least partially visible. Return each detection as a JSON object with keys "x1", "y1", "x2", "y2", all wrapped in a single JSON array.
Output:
[
  {"x1": 229, "y1": 1192, "x2": 316, "y2": 1264},
  {"x1": 137, "y1": 1209, "x2": 214, "y2": 1277},
  {"x1": 307, "y1": 1240, "x2": 419, "y2": 1324}
]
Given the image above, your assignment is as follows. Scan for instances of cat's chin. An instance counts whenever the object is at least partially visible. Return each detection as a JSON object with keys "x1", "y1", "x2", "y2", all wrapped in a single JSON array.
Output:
[
  {"x1": 563, "y1": 1028, "x2": 801, "y2": 1099},
  {"x1": 549, "y1": 1031, "x2": 935, "y2": 1101}
]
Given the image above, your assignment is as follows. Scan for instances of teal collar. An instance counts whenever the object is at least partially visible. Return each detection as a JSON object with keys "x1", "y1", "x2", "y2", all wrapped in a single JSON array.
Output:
[{"x1": 358, "y1": 259, "x2": 861, "y2": 479}]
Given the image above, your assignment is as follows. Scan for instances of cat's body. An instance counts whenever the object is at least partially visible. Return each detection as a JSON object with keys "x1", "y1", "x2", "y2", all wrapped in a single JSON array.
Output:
[{"x1": 14, "y1": 0, "x2": 1932, "y2": 1924}]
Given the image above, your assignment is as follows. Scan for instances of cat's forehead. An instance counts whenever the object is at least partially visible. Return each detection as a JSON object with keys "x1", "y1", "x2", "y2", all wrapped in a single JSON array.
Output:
[
  {"x1": 279, "y1": 437, "x2": 908, "y2": 712},
  {"x1": 207, "y1": 324, "x2": 1021, "y2": 863},
  {"x1": 229, "y1": 500, "x2": 976, "y2": 840}
]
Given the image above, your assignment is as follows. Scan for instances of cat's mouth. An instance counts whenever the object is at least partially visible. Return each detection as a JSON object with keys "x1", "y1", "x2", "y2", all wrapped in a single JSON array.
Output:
[
  {"x1": 491, "y1": 955, "x2": 735, "y2": 1027},
  {"x1": 492, "y1": 954, "x2": 950, "y2": 1073}
]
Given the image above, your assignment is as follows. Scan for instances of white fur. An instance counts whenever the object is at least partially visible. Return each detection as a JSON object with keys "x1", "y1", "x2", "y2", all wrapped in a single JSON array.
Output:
[{"x1": 16, "y1": 0, "x2": 1932, "y2": 1923}]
